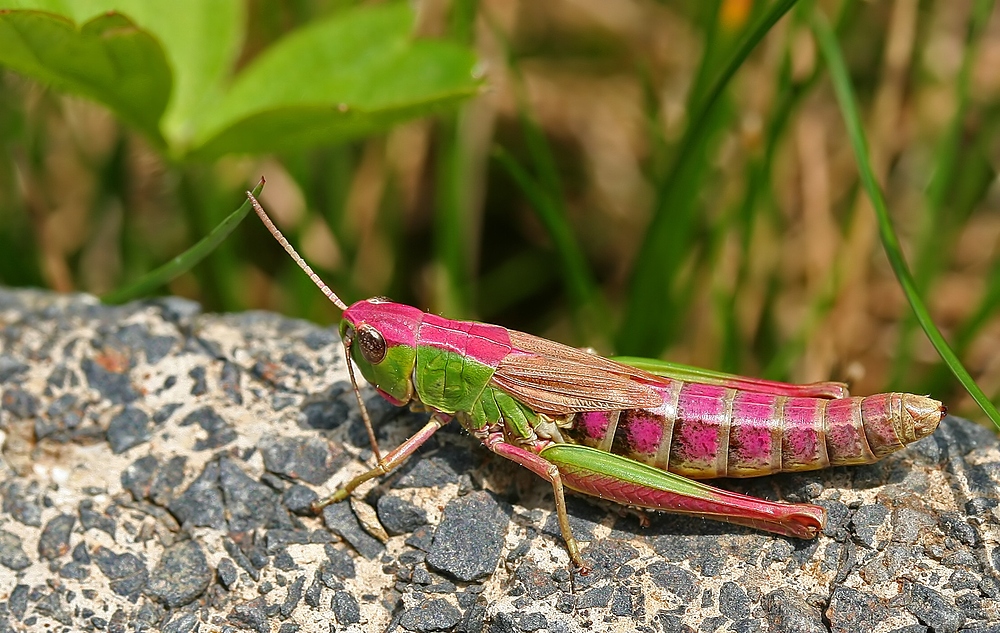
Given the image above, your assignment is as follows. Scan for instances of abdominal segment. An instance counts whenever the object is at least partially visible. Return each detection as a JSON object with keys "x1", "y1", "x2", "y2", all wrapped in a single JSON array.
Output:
[{"x1": 563, "y1": 378, "x2": 939, "y2": 479}]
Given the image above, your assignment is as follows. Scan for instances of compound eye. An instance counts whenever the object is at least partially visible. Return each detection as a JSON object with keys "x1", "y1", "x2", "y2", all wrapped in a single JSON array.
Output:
[{"x1": 356, "y1": 324, "x2": 387, "y2": 364}]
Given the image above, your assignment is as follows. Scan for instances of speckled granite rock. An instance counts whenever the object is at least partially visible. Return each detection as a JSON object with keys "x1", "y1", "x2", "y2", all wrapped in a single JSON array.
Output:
[{"x1": 1, "y1": 287, "x2": 999, "y2": 632}]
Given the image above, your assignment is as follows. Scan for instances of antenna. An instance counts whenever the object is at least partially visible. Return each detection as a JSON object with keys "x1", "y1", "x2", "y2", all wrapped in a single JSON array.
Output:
[
  {"x1": 247, "y1": 189, "x2": 381, "y2": 462},
  {"x1": 246, "y1": 191, "x2": 348, "y2": 311}
]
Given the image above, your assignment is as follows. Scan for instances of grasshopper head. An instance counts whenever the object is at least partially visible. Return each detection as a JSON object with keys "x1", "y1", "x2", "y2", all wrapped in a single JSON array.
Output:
[{"x1": 341, "y1": 298, "x2": 423, "y2": 406}]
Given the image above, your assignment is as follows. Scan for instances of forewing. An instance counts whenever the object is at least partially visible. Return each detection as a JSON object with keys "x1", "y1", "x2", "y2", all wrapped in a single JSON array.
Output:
[
  {"x1": 612, "y1": 356, "x2": 850, "y2": 399},
  {"x1": 491, "y1": 330, "x2": 662, "y2": 414}
]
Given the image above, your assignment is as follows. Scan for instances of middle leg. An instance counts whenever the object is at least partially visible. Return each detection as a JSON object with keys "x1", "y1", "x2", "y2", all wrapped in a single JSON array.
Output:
[{"x1": 484, "y1": 435, "x2": 590, "y2": 573}]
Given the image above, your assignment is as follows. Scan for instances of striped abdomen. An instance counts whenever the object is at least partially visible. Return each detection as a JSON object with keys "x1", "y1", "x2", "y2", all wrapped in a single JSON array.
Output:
[{"x1": 564, "y1": 380, "x2": 945, "y2": 479}]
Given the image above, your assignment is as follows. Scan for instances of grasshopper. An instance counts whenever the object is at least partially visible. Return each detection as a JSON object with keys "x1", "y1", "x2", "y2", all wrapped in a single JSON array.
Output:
[{"x1": 246, "y1": 192, "x2": 945, "y2": 572}]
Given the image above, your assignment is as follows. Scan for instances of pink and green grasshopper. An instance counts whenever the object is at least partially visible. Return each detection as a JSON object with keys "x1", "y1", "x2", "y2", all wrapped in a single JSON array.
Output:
[{"x1": 246, "y1": 192, "x2": 946, "y2": 572}]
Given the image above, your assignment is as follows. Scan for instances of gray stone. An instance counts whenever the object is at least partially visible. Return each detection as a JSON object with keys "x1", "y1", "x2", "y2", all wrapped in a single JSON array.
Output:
[
  {"x1": 647, "y1": 562, "x2": 700, "y2": 602},
  {"x1": 273, "y1": 547, "x2": 297, "y2": 571},
  {"x1": 300, "y1": 395, "x2": 349, "y2": 431},
  {"x1": 152, "y1": 296, "x2": 201, "y2": 322},
  {"x1": 405, "y1": 525, "x2": 436, "y2": 552},
  {"x1": 399, "y1": 598, "x2": 461, "y2": 632},
  {"x1": 892, "y1": 506, "x2": 936, "y2": 545},
  {"x1": 92, "y1": 547, "x2": 148, "y2": 599},
  {"x1": 519, "y1": 612, "x2": 547, "y2": 631},
  {"x1": 905, "y1": 582, "x2": 965, "y2": 633},
  {"x1": 228, "y1": 597, "x2": 268, "y2": 633},
  {"x1": 425, "y1": 491, "x2": 509, "y2": 582},
  {"x1": 2, "y1": 480, "x2": 41, "y2": 526},
  {"x1": 161, "y1": 612, "x2": 198, "y2": 633},
  {"x1": 265, "y1": 529, "x2": 311, "y2": 553},
  {"x1": 281, "y1": 484, "x2": 319, "y2": 516},
  {"x1": 377, "y1": 493, "x2": 429, "y2": 535},
  {"x1": 149, "y1": 455, "x2": 188, "y2": 506},
  {"x1": 33, "y1": 591, "x2": 71, "y2": 625},
  {"x1": 7, "y1": 584, "x2": 28, "y2": 620},
  {"x1": 179, "y1": 406, "x2": 237, "y2": 451},
  {"x1": 321, "y1": 501, "x2": 384, "y2": 559},
  {"x1": 72, "y1": 541, "x2": 90, "y2": 564},
  {"x1": 827, "y1": 586, "x2": 891, "y2": 632},
  {"x1": 259, "y1": 435, "x2": 342, "y2": 485},
  {"x1": 939, "y1": 512, "x2": 978, "y2": 547},
  {"x1": 169, "y1": 460, "x2": 226, "y2": 529},
  {"x1": 0, "y1": 355, "x2": 28, "y2": 383},
  {"x1": 762, "y1": 589, "x2": 826, "y2": 633},
  {"x1": 188, "y1": 366, "x2": 207, "y2": 396},
  {"x1": 46, "y1": 364, "x2": 78, "y2": 389},
  {"x1": 395, "y1": 453, "x2": 470, "y2": 489},
  {"x1": 121, "y1": 455, "x2": 158, "y2": 501},
  {"x1": 153, "y1": 402, "x2": 182, "y2": 424},
  {"x1": 1, "y1": 387, "x2": 39, "y2": 418},
  {"x1": 305, "y1": 573, "x2": 323, "y2": 607},
  {"x1": 81, "y1": 358, "x2": 138, "y2": 404},
  {"x1": 220, "y1": 361, "x2": 243, "y2": 404},
  {"x1": 578, "y1": 585, "x2": 612, "y2": 609},
  {"x1": 0, "y1": 530, "x2": 31, "y2": 570},
  {"x1": 106, "y1": 406, "x2": 150, "y2": 454},
  {"x1": 850, "y1": 504, "x2": 890, "y2": 548},
  {"x1": 332, "y1": 590, "x2": 360, "y2": 625},
  {"x1": 224, "y1": 539, "x2": 260, "y2": 582},
  {"x1": 718, "y1": 581, "x2": 750, "y2": 620},
  {"x1": 39, "y1": 393, "x2": 86, "y2": 440},
  {"x1": 302, "y1": 329, "x2": 335, "y2": 351},
  {"x1": 323, "y1": 544, "x2": 356, "y2": 580},
  {"x1": 279, "y1": 575, "x2": 305, "y2": 617},
  {"x1": 610, "y1": 586, "x2": 635, "y2": 616},
  {"x1": 38, "y1": 514, "x2": 74, "y2": 560},
  {"x1": 143, "y1": 335, "x2": 178, "y2": 365},
  {"x1": 59, "y1": 560, "x2": 90, "y2": 579},
  {"x1": 146, "y1": 541, "x2": 211, "y2": 607},
  {"x1": 218, "y1": 458, "x2": 279, "y2": 532},
  {"x1": 217, "y1": 557, "x2": 238, "y2": 589},
  {"x1": 514, "y1": 562, "x2": 560, "y2": 600}
]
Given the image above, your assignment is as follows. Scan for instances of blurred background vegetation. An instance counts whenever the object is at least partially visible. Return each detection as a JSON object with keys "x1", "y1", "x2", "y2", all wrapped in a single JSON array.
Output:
[{"x1": 1, "y1": 0, "x2": 999, "y2": 422}]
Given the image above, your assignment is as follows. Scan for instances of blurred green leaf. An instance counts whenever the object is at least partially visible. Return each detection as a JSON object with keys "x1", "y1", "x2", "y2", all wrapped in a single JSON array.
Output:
[
  {"x1": 0, "y1": 0, "x2": 244, "y2": 149},
  {"x1": 190, "y1": 3, "x2": 481, "y2": 158},
  {"x1": 0, "y1": 8, "x2": 171, "y2": 142}
]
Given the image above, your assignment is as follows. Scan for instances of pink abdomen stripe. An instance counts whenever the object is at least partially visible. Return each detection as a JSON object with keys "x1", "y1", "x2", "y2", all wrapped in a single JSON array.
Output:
[{"x1": 565, "y1": 380, "x2": 916, "y2": 479}]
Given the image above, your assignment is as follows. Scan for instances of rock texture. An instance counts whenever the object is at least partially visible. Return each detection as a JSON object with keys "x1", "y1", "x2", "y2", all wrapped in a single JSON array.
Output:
[{"x1": 1, "y1": 287, "x2": 999, "y2": 632}]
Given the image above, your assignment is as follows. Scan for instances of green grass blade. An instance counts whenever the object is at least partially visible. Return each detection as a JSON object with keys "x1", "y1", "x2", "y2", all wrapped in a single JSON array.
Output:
[
  {"x1": 485, "y1": 17, "x2": 605, "y2": 339},
  {"x1": 431, "y1": 0, "x2": 480, "y2": 319},
  {"x1": 889, "y1": 0, "x2": 995, "y2": 388},
  {"x1": 811, "y1": 10, "x2": 1000, "y2": 429},
  {"x1": 101, "y1": 179, "x2": 265, "y2": 304},
  {"x1": 619, "y1": 0, "x2": 800, "y2": 356},
  {"x1": 434, "y1": 120, "x2": 474, "y2": 318},
  {"x1": 492, "y1": 146, "x2": 602, "y2": 328}
]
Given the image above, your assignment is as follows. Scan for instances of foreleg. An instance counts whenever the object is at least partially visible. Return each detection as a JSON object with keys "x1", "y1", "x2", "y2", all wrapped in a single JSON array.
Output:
[{"x1": 312, "y1": 413, "x2": 451, "y2": 512}]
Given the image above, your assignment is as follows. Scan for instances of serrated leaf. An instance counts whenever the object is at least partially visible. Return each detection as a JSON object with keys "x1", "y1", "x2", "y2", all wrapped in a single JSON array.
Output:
[
  {"x1": 189, "y1": 3, "x2": 482, "y2": 158},
  {"x1": 0, "y1": 9, "x2": 171, "y2": 142}
]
